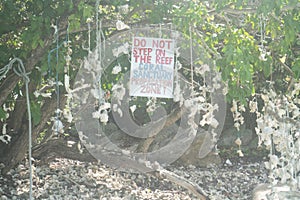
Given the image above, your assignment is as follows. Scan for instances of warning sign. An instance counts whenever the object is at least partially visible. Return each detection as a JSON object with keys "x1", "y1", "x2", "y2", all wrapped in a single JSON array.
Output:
[{"x1": 130, "y1": 37, "x2": 175, "y2": 98}]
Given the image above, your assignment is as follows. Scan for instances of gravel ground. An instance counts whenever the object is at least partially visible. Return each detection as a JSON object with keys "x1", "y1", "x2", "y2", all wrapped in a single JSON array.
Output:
[{"x1": 0, "y1": 156, "x2": 269, "y2": 200}]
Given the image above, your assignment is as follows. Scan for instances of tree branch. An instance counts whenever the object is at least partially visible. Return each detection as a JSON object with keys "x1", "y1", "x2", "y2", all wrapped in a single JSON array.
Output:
[
  {"x1": 276, "y1": 57, "x2": 295, "y2": 91},
  {"x1": 150, "y1": 168, "x2": 208, "y2": 200},
  {"x1": 0, "y1": 0, "x2": 81, "y2": 108}
]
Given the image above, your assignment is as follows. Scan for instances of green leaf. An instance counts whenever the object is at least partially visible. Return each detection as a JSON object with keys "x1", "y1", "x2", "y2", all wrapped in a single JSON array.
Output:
[
  {"x1": 82, "y1": 5, "x2": 93, "y2": 20},
  {"x1": 69, "y1": 14, "x2": 81, "y2": 32},
  {"x1": 0, "y1": 108, "x2": 6, "y2": 121},
  {"x1": 30, "y1": 101, "x2": 41, "y2": 126},
  {"x1": 292, "y1": 59, "x2": 300, "y2": 79},
  {"x1": 38, "y1": 39, "x2": 44, "y2": 48},
  {"x1": 262, "y1": 64, "x2": 271, "y2": 78},
  {"x1": 40, "y1": 62, "x2": 48, "y2": 75},
  {"x1": 251, "y1": 85, "x2": 256, "y2": 95}
]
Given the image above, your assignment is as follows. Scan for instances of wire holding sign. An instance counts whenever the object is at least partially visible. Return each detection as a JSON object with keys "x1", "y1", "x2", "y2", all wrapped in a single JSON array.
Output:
[{"x1": 130, "y1": 37, "x2": 175, "y2": 98}]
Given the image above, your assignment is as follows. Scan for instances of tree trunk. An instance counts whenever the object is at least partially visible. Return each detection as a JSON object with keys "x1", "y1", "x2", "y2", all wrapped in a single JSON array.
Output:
[
  {"x1": 0, "y1": 80, "x2": 35, "y2": 172},
  {"x1": 1, "y1": 91, "x2": 67, "y2": 174},
  {"x1": 0, "y1": 88, "x2": 27, "y2": 159}
]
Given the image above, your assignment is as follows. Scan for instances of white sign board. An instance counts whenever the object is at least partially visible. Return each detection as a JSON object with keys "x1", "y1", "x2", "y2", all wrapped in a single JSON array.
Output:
[{"x1": 129, "y1": 37, "x2": 175, "y2": 98}]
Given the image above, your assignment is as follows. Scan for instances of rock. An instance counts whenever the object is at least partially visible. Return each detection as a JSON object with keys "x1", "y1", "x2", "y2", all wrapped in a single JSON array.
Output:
[
  {"x1": 225, "y1": 159, "x2": 233, "y2": 166},
  {"x1": 0, "y1": 157, "x2": 269, "y2": 200},
  {"x1": 276, "y1": 191, "x2": 300, "y2": 200},
  {"x1": 0, "y1": 195, "x2": 8, "y2": 200},
  {"x1": 252, "y1": 183, "x2": 300, "y2": 200}
]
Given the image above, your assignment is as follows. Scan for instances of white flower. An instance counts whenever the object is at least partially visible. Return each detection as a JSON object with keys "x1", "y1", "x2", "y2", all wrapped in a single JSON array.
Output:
[
  {"x1": 200, "y1": 112, "x2": 212, "y2": 126},
  {"x1": 222, "y1": 85, "x2": 228, "y2": 95},
  {"x1": 234, "y1": 122, "x2": 241, "y2": 131},
  {"x1": 2, "y1": 123, "x2": 7, "y2": 135},
  {"x1": 261, "y1": 94, "x2": 269, "y2": 102},
  {"x1": 231, "y1": 100, "x2": 237, "y2": 112},
  {"x1": 3, "y1": 104, "x2": 10, "y2": 112},
  {"x1": 263, "y1": 126, "x2": 273, "y2": 134},
  {"x1": 130, "y1": 105, "x2": 136, "y2": 113},
  {"x1": 239, "y1": 103, "x2": 246, "y2": 112},
  {"x1": 64, "y1": 55, "x2": 72, "y2": 64},
  {"x1": 33, "y1": 90, "x2": 52, "y2": 98},
  {"x1": 195, "y1": 96, "x2": 206, "y2": 103},
  {"x1": 52, "y1": 119, "x2": 64, "y2": 135},
  {"x1": 63, "y1": 108, "x2": 73, "y2": 123},
  {"x1": 269, "y1": 155, "x2": 279, "y2": 169},
  {"x1": 258, "y1": 46, "x2": 269, "y2": 61},
  {"x1": 99, "y1": 102, "x2": 111, "y2": 111},
  {"x1": 176, "y1": 60, "x2": 182, "y2": 70},
  {"x1": 116, "y1": 20, "x2": 130, "y2": 30},
  {"x1": 112, "y1": 104, "x2": 122, "y2": 116},
  {"x1": 93, "y1": 109, "x2": 109, "y2": 124},
  {"x1": 237, "y1": 149, "x2": 244, "y2": 157},
  {"x1": 112, "y1": 84, "x2": 126, "y2": 104},
  {"x1": 146, "y1": 105, "x2": 156, "y2": 113},
  {"x1": 40, "y1": 93, "x2": 52, "y2": 98},
  {"x1": 112, "y1": 64, "x2": 122, "y2": 74},
  {"x1": 99, "y1": 110, "x2": 109, "y2": 124},
  {"x1": 117, "y1": 107, "x2": 123, "y2": 117},
  {"x1": 113, "y1": 104, "x2": 118, "y2": 112},
  {"x1": 0, "y1": 134, "x2": 11, "y2": 144},
  {"x1": 210, "y1": 117, "x2": 219, "y2": 128},
  {"x1": 235, "y1": 137, "x2": 242, "y2": 146},
  {"x1": 277, "y1": 108, "x2": 286, "y2": 117},
  {"x1": 77, "y1": 142, "x2": 83, "y2": 154},
  {"x1": 259, "y1": 52, "x2": 267, "y2": 61},
  {"x1": 64, "y1": 74, "x2": 71, "y2": 93},
  {"x1": 86, "y1": 18, "x2": 93, "y2": 23},
  {"x1": 249, "y1": 100, "x2": 257, "y2": 113},
  {"x1": 184, "y1": 99, "x2": 193, "y2": 108},
  {"x1": 33, "y1": 91, "x2": 40, "y2": 98},
  {"x1": 55, "y1": 109, "x2": 62, "y2": 115}
]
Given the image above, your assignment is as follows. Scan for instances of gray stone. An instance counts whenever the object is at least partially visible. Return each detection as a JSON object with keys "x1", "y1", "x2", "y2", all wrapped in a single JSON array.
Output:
[
  {"x1": 252, "y1": 183, "x2": 300, "y2": 200},
  {"x1": 276, "y1": 191, "x2": 300, "y2": 200},
  {"x1": 0, "y1": 195, "x2": 8, "y2": 200}
]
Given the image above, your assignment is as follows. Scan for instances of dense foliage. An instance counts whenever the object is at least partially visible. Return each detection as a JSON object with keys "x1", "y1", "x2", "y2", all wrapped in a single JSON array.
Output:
[
  {"x1": 0, "y1": 0, "x2": 300, "y2": 186},
  {"x1": 1, "y1": 0, "x2": 299, "y2": 111}
]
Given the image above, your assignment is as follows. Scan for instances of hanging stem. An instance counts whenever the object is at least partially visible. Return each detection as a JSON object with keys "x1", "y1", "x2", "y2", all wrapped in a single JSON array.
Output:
[
  {"x1": 25, "y1": 76, "x2": 33, "y2": 200},
  {"x1": 96, "y1": 0, "x2": 104, "y2": 105},
  {"x1": 189, "y1": 25, "x2": 194, "y2": 97},
  {"x1": 55, "y1": 19, "x2": 61, "y2": 134},
  {"x1": 88, "y1": 22, "x2": 91, "y2": 52}
]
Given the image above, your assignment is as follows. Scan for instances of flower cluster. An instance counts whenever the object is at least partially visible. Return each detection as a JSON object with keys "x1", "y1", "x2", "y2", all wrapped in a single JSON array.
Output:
[
  {"x1": 255, "y1": 85, "x2": 300, "y2": 190},
  {"x1": 0, "y1": 123, "x2": 11, "y2": 144},
  {"x1": 231, "y1": 100, "x2": 245, "y2": 131}
]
